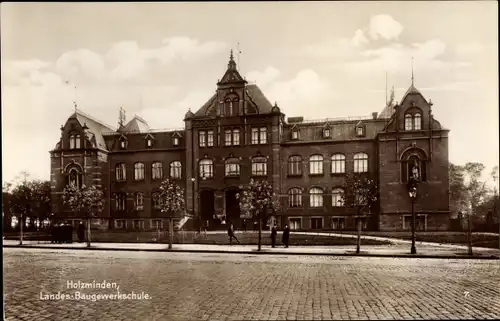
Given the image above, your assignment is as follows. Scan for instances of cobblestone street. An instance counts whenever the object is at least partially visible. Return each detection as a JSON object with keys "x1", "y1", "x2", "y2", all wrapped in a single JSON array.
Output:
[{"x1": 4, "y1": 248, "x2": 500, "y2": 320}]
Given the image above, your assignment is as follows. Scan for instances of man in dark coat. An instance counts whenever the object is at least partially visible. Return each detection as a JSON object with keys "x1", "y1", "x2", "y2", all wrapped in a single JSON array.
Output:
[
  {"x1": 271, "y1": 224, "x2": 277, "y2": 248},
  {"x1": 77, "y1": 222, "x2": 85, "y2": 243},
  {"x1": 282, "y1": 224, "x2": 290, "y2": 248},
  {"x1": 227, "y1": 223, "x2": 240, "y2": 245}
]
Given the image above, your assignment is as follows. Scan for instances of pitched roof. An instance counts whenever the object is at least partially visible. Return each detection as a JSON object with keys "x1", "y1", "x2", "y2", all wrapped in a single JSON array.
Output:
[
  {"x1": 70, "y1": 110, "x2": 115, "y2": 150},
  {"x1": 401, "y1": 84, "x2": 424, "y2": 103},
  {"x1": 378, "y1": 104, "x2": 394, "y2": 119},
  {"x1": 120, "y1": 116, "x2": 150, "y2": 133}
]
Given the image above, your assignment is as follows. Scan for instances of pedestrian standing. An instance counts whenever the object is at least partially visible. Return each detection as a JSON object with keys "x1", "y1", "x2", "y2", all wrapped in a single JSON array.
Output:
[
  {"x1": 228, "y1": 224, "x2": 240, "y2": 245},
  {"x1": 282, "y1": 224, "x2": 290, "y2": 248},
  {"x1": 271, "y1": 224, "x2": 277, "y2": 248}
]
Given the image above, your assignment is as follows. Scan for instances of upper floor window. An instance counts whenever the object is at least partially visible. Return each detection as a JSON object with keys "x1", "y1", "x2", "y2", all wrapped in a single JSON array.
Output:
[
  {"x1": 414, "y1": 113, "x2": 422, "y2": 130},
  {"x1": 115, "y1": 193, "x2": 126, "y2": 211},
  {"x1": 309, "y1": 187, "x2": 323, "y2": 208},
  {"x1": 152, "y1": 192, "x2": 162, "y2": 210},
  {"x1": 288, "y1": 156, "x2": 302, "y2": 176},
  {"x1": 146, "y1": 138, "x2": 153, "y2": 148},
  {"x1": 251, "y1": 156, "x2": 267, "y2": 176},
  {"x1": 224, "y1": 129, "x2": 240, "y2": 146},
  {"x1": 225, "y1": 130, "x2": 232, "y2": 146},
  {"x1": 68, "y1": 168, "x2": 82, "y2": 188},
  {"x1": 232, "y1": 129, "x2": 240, "y2": 146},
  {"x1": 225, "y1": 158, "x2": 240, "y2": 177},
  {"x1": 251, "y1": 127, "x2": 267, "y2": 144},
  {"x1": 173, "y1": 137, "x2": 180, "y2": 146},
  {"x1": 291, "y1": 129, "x2": 300, "y2": 140},
  {"x1": 199, "y1": 131, "x2": 206, "y2": 147},
  {"x1": 331, "y1": 154, "x2": 345, "y2": 174},
  {"x1": 69, "y1": 134, "x2": 80, "y2": 149},
  {"x1": 225, "y1": 96, "x2": 239, "y2": 116},
  {"x1": 356, "y1": 126, "x2": 365, "y2": 137},
  {"x1": 170, "y1": 161, "x2": 182, "y2": 179},
  {"x1": 207, "y1": 130, "x2": 214, "y2": 147},
  {"x1": 199, "y1": 159, "x2": 214, "y2": 178},
  {"x1": 115, "y1": 163, "x2": 126, "y2": 181},
  {"x1": 135, "y1": 192, "x2": 144, "y2": 211},
  {"x1": 332, "y1": 188, "x2": 344, "y2": 207},
  {"x1": 288, "y1": 188, "x2": 302, "y2": 208},
  {"x1": 309, "y1": 155, "x2": 324, "y2": 175},
  {"x1": 323, "y1": 128, "x2": 330, "y2": 138},
  {"x1": 353, "y1": 153, "x2": 368, "y2": 173},
  {"x1": 152, "y1": 162, "x2": 163, "y2": 180},
  {"x1": 405, "y1": 114, "x2": 413, "y2": 131},
  {"x1": 134, "y1": 162, "x2": 145, "y2": 181}
]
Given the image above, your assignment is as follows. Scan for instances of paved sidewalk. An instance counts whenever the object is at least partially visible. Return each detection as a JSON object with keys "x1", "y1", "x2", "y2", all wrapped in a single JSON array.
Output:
[{"x1": 4, "y1": 239, "x2": 499, "y2": 259}]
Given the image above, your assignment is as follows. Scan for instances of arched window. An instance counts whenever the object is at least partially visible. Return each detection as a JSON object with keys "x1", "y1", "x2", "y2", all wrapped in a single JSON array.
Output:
[
  {"x1": 170, "y1": 161, "x2": 182, "y2": 179},
  {"x1": 309, "y1": 187, "x2": 324, "y2": 208},
  {"x1": 251, "y1": 156, "x2": 267, "y2": 176},
  {"x1": 332, "y1": 188, "x2": 344, "y2": 207},
  {"x1": 288, "y1": 188, "x2": 302, "y2": 208},
  {"x1": 414, "y1": 113, "x2": 422, "y2": 130},
  {"x1": 288, "y1": 156, "x2": 302, "y2": 176},
  {"x1": 224, "y1": 95, "x2": 239, "y2": 116},
  {"x1": 69, "y1": 135, "x2": 75, "y2": 149},
  {"x1": 115, "y1": 163, "x2": 126, "y2": 181},
  {"x1": 353, "y1": 153, "x2": 368, "y2": 173},
  {"x1": 309, "y1": 155, "x2": 324, "y2": 175},
  {"x1": 331, "y1": 154, "x2": 345, "y2": 174},
  {"x1": 199, "y1": 159, "x2": 214, "y2": 178},
  {"x1": 134, "y1": 162, "x2": 145, "y2": 181},
  {"x1": 405, "y1": 114, "x2": 413, "y2": 131},
  {"x1": 68, "y1": 168, "x2": 82, "y2": 187},
  {"x1": 152, "y1": 162, "x2": 163, "y2": 180},
  {"x1": 75, "y1": 135, "x2": 81, "y2": 149},
  {"x1": 225, "y1": 158, "x2": 240, "y2": 177}
]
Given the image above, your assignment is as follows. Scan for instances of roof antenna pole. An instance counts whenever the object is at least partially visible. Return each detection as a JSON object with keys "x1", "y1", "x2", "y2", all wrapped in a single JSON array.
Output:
[
  {"x1": 237, "y1": 42, "x2": 242, "y2": 71},
  {"x1": 411, "y1": 56, "x2": 415, "y2": 86},
  {"x1": 385, "y1": 72, "x2": 388, "y2": 107}
]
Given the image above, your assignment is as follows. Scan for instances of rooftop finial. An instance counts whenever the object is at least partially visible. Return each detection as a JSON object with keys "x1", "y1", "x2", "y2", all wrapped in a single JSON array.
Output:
[
  {"x1": 411, "y1": 57, "x2": 415, "y2": 86},
  {"x1": 228, "y1": 49, "x2": 236, "y2": 69}
]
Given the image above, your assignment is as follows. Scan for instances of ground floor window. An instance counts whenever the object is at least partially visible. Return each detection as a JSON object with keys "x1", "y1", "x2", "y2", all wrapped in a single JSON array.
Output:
[
  {"x1": 289, "y1": 218, "x2": 302, "y2": 230},
  {"x1": 354, "y1": 217, "x2": 368, "y2": 230},
  {"x1": 332, "y1": 217, "x2": 346, "y2": 230},
  {"x1": 403, "y1": 215, "x2": 427, "y2": 231},
  {"x1": 311, "y1": 217, "x2": 323, "y2": 229},
  {"x1": 133, "y1": 220, "x2": 144, "y2": 230},
  {"x1": 114, "y1": 219, "x2": 126, "y2": 229},
  {"x1": 152, "y1": 219, "x2": 163, "y2": 230}
]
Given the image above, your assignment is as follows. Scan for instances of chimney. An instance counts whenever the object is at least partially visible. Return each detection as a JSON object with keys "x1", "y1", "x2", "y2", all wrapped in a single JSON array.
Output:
[{"x1": 372, "y1": 112, "x2": 378, "y2": 119}]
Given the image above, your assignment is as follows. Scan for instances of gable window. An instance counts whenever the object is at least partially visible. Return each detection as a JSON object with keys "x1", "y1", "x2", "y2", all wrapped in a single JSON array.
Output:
[
  {"x1": 199, "y1": 159, "x2": 214, "y2": 178},
  {"x1": 115, "y1": 163, "x2": 126, "y2": 181},
  {"x1": 405, "y1": 114, "x2": 413, "y2": 130},
  {"x1": 75, "y1": 135, "x2": 81, "y2": 149},
  {"x1": 331, "y1": 154, "x2": 345, "y2": 174},
  {"x1": 225, "y1": 96, "x2": 239, "y2": 116},
  {"x1": 288, "y1": 188, "x2": 302, "y2": 208},
  {"x1": 225, "y1": 158, "x2": 240, "y2": 177},
  {"x1": 68, "y1": 168, "x2": 82, "y2": 187},
  {"x1": 170, "y1": 161, "x2": 182, "y2": 179},
  {"x1": 353, "y1": 153, "x2": 368, "y2": 173},
  {"x1": 309, "y1": 187, "x2": 324, "y2": 208},
  {"x1": 309, "y1": 155, "x2": 324, "y2": 175},
  {"x1": 173, "y1": 137, "x2": 179, "y2": 146},
  {"x1": 251, "y1": 156, "x2": 267, "y2": 176},
  {"x1": 116, "y1": 193, "x2": 126, "y2": 211},
  {"x1": 135, "y1": 192, "x2": 144, "y2": 211},
  {"x1": 146, "y1": 138, "x2": 153, "y2": 148},
  {"x1": 199, "y1": 131, "x2": 206, "y2": 147},
  {"x1": 323, "y1": 128, "x2": 330, "y2": 138},
  {"x1": 414, "y1": 113, "x2": 422, "y2": 130},
  {"x1": 288, "y1": 156, "x2": 302, "y2": 176},
  {"x1": 152, "y1": 162, "x2": 163, "y2": 180},
  {"x1": 291, "y1": 129, "x2": 300, "y2": 140},
  {"x1": 207, "y1": 130, "x2": 214, "y2": 147},
  {"x1": 69, "y1": 135, "x2": 79, "y2": 149},
  {"x1": 134, "y1": 162, "x2": 145, "y2": 181},
  {"x1": 332, "y1": 188, "x2": 344, "y2": 207}
]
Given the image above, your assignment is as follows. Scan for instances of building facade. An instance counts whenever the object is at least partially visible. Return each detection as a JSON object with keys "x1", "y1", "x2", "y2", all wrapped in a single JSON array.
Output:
[{"x1": 49, "y1": 53, "x2": 451, "y2": 231}]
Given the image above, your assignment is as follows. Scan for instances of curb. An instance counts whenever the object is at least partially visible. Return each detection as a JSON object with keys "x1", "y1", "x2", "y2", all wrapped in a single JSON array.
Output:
[{"x1": 4, "y1": 244, "x2": 499, "y2": 260}]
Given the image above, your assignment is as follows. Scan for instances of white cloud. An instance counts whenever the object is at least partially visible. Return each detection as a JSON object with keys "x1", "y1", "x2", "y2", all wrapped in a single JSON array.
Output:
[
  {"x1": 246, "y1": 66, "x2": 281, "y2": 87},
  {"x1": 368, "y1": 14, "x2": 404, "y2": 40},
  {"x1": 455, "y1": 43, "x2": 484, "y2": 55},
  {"x1": 55, "y1": 48, "x2": 106, "y2": 82},
  {"x1": 414, "y1": 39, "x2": 446, "y2": 60},
  {"x1": 2, "y1": 59, "x2": 61, "y2": 86},
  {"x1": 351, "y1": 29, "x2": 369, "y2": 47}
]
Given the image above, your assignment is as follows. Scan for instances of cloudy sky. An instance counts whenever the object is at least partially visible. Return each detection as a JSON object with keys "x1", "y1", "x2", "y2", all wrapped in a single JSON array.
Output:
[{"x1": 1, "y1": 2, "x2": 498, "y2": 185}]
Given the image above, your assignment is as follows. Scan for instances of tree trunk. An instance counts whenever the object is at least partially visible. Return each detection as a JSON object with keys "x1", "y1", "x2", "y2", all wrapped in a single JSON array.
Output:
[
  {"x1": 356, "y1": 218, "x2": 361, "y2": 254},
  {"x1": 258, "y1": 212, "x2": 262, "y2": 251},
  {"x1": 168, "y1": 217, "x2": 173, "y2": 250},
  {"x1": 19, "y1": 213, "x2": 24, "y2": 245},
  {"x1": 86, "y1": 217, "x2": 91, "y2": 248},
  {"x1": 467, "y1": 212, "x2": 473, "y2": 256}
]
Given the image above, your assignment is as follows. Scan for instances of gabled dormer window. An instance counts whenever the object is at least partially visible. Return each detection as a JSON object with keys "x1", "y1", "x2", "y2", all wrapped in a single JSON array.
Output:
[
  {"x1": 355, "y1": 122, "x2": 365, "y2": 137},
  {"x1": 291, "y1": 128, "x2": 300, "y2": 140},
  {"x1": 323, "y1": 128, "x2": 330, "y2": 138},
  {"x1": 119, "y1": 135, "x2": 127, "y2": 150},
  {"x1": 145, "y1": 134, "x2": 154, "y2": 148},
  {"x1": 173, "y1": 137, "x2": 179, "y2": 146},
  {"x1": 172, "y1": 133, "x2": 181, "y2": 146}
]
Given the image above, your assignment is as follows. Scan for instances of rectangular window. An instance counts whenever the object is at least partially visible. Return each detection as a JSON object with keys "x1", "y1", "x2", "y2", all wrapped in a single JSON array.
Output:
[
  {"x1": 403, "y1": 215, "x2": 426, "y2": 231},
  {"x1": 233, "y1": 129, "x2": 240, "y2": 146},
  {"x1": 356, "y1": 127, "x2": 364, "y2": 136},
  {"x1": 69, "y1": 137, "x2": 75, "y2": 149},
  {"x1": 251, "y1": 128, "x2": 259, "y2": 144},
  {"x1": 199, "y1": 131, "x2": 206, "y2": 147},
  {"x1": 259, "y1": 127, "x2": 267, "y2": 144},
  {"x1": 251, "y1": 161, "x2": 267, "y2": 176},
  {"x1": 152, "y1": 219, "x2": 163, "y2": 230},
  {"x1": 207, "y1": 130, "x2": 214, "y2": 147},
  {"x1": 133, "y1": 220, "x2": 144, "y2": 230},
  {"x1": 153, "y1": 193, "x2": 162, "y2": 210},
  {"x1": 114, "y1": 219, "x2": 126, "y2": 229},
  {"x1": 116, "y1": 194, "x2": 126, "y2": 211},
  {"x1": 311, "y1": 218, "x2": 323, "y2": 229},
  {"x1": 289, "y1": 218, "x2": 301, "y2": 230},
  {"x1": 225, "y1": 129, "x2": 232, "y2": 146},
  {"x1": 135, "y1": 193, "x2": 144, "y2": 211},
  {"x1": 225, "y1": 163, "x2": 240, "y2": 177},
  {"x1": 75, "y1": 136, "x2": 81, "y2": 149},
  {"x1": 332, "y1": 217, "x2": 346, "y2": 230}
]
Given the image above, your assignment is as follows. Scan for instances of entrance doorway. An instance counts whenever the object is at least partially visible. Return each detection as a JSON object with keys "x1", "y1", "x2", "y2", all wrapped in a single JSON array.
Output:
[
  {"x1": 200, "y1": 190, "x2": 216, "y2": 230},
  {"x1": 225, "y1": 189, "x2": 241, "y2": 228}
]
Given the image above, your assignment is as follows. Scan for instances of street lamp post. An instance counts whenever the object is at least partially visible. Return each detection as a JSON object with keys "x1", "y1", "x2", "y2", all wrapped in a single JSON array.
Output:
[
  {"x1": 408, "y1": 163, "x2": 419, "y2": 255},
  {"x1": 191, "y1": 177, "x2": 197, "y2": 232}
]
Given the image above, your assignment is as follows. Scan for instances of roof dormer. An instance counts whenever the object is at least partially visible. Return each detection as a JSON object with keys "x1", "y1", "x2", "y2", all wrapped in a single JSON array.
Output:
[{"x1": 355, "y1": 121, "x2": 366, "y2": 137}]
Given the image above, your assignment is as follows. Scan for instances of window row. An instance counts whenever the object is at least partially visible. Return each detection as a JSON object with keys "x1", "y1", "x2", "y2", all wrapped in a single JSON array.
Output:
[
  {"x1": 288, "y1": 187, "x2": 367, "y2": 208},
  {"x1": 288, "y1": 153, "x2": 369, "y2": 175},
  {"x1": 199, "y1": 127, "x2": 267, "y2": 147},
  {"x1": 290, "y1": 125, "x2": 366, "y2": 140},
  {"x1": 287, "y1": 216, "x2": 368, "y2": 230},
  {"x1": 113, "y1": 219, "x2": 182, "y2": 230},
  {"x1": 113, "y1": 192, "x2": 180, "y2": 212},
  {"x1": 115, "y1": 161, "x2": 181, "y2": 181},
  {"x1": 404, "y1": 113, "x2": 422, "y2": 131},
  {"x1": 119, "y1": 135, "x2": 180, "y2": 150},
  {"x1": 199, "y1": 156, "x2": 268, "y2": 178}
]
